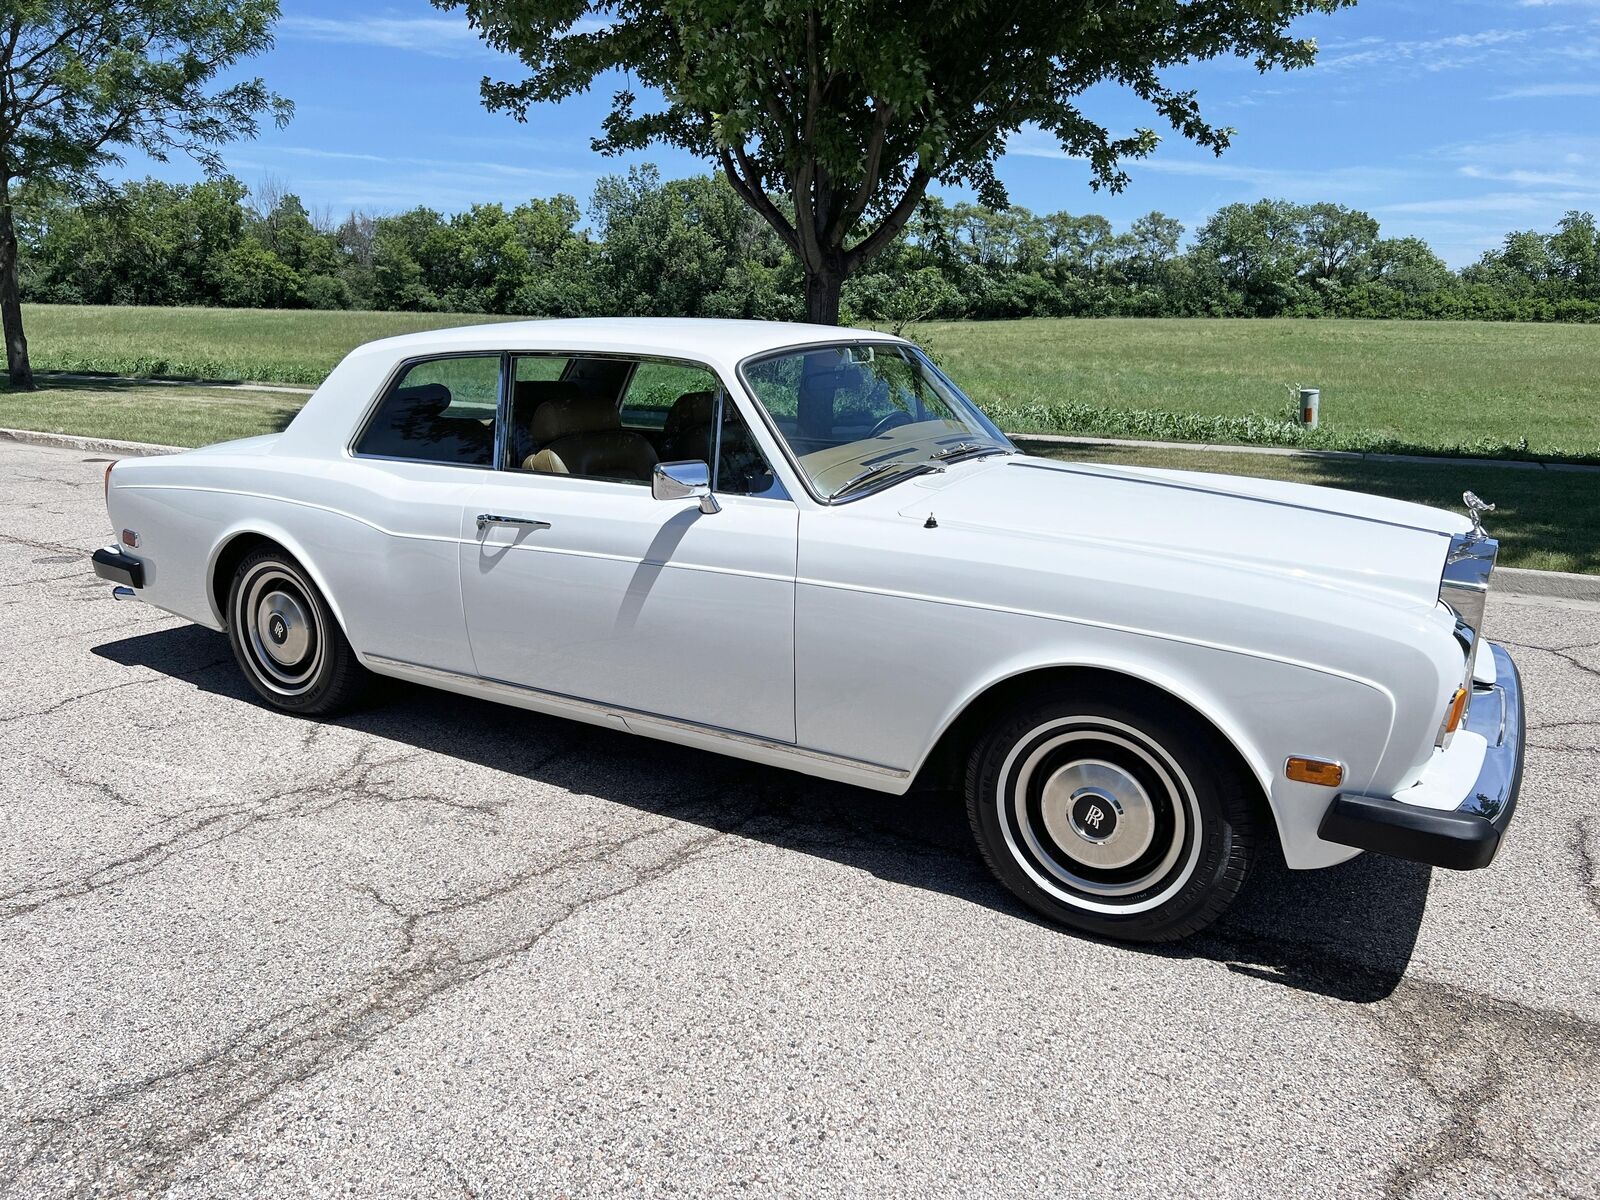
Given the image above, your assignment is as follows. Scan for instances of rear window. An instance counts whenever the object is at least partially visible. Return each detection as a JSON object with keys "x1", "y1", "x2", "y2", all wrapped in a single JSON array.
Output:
[{"x1": 354, "y1": 355, "x2": 500, "y2": 467}]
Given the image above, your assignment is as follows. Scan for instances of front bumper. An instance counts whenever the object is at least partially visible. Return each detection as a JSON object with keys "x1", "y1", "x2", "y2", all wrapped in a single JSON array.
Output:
[
  {"x1": 91, "y1": 546, "x2": 144, "y2": 589},
  {"x1": 1319, "y1": 642, "x2": 1524, "y2": 870}
]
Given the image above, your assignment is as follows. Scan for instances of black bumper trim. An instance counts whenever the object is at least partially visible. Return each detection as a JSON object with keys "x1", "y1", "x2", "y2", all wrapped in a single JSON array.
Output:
[
  {"x1": 1319, "y1": 790, "x2": 1514, "y2": 870},
  {"x1": 91, "y1": 547, "x2": 144, "y2": 589},
  {"x1": 1319, "y1": 644, "x2": 1524, "y2": 872}
]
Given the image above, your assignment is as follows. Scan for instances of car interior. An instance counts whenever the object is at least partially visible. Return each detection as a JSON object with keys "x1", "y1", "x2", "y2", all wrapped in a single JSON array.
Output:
[
  {"x1": 507, "y1": 356, "x2": 778, "y2": 495},
  {"x1": 355, "y1": 352, "x2": 780, "y2": 497}
]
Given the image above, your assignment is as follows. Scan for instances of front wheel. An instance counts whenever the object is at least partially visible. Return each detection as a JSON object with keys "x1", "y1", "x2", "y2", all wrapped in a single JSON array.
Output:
[
  {"x1": 966, "y1": 686, "x2": 1258, "y2": 942},
  {"x1": 225, "y1": 547, "x2": 368, "y2": 716}
]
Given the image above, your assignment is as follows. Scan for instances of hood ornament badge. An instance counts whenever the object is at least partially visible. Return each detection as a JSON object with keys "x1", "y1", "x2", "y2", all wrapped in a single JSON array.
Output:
[{"x1": 1463, "y1": 491, "x2": 1496, "y2": 539}]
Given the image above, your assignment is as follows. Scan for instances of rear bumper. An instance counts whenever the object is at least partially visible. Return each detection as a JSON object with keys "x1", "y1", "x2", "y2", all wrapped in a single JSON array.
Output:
[
  {"x1": 1319, "y1": 642, "x2": 1524, "y2": 871},
  {"x1": 91, "y1": 546, "x2": 144, "y2": 589}
]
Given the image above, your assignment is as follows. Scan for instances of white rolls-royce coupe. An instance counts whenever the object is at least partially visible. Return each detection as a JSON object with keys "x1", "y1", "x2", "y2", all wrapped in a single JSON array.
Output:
[{"x1": 91, "y1": 319, "x2": 1523, "y2": 941}]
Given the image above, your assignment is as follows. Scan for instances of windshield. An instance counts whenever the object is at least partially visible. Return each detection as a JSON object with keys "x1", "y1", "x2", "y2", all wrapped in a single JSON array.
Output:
[{"x1": 740, "y1": 343, "x2": 1013, "y2": 500}]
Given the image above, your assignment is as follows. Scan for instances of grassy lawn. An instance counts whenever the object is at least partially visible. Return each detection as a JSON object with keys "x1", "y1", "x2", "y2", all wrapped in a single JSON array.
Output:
[
  {"x1": 1019, "y1": 440, "x2": 1600, "y2": 575},
  {"x1": 2, "y1": 373, "x2": 1589, "y2": 573},
  {"x1": 0, "y1": 379, "x2": 306, "y2": 447},
  {"x1": 921, "y1": 317, "x2": 1600, "y2": 462},
  {"x1": 17, "y1": 306, "x2": 1600, "y2": 462},
  {"x1": 7, "y1": 305, "x2": 1597, "y2": 570},
  {"x1": 22, "y1": 305, "x2": 524, "y2": 385}
]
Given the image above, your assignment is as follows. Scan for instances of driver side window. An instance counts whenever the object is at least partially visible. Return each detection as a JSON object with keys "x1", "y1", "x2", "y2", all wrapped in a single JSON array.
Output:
[{"x1": 504, "y1": 353, "x2": 784, "y2": 498}]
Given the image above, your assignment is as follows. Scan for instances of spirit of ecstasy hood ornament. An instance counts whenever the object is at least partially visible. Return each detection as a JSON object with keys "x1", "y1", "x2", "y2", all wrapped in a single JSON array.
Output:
[{"x1": 1463, "y1": 491, "x2": 1496, "y2": 539}]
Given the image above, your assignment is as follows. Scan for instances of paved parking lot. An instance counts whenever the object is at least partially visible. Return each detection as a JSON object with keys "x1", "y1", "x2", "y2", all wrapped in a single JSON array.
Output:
[{"x1": 2, "y1": 438, "x2": 1597, "y2": 1198}]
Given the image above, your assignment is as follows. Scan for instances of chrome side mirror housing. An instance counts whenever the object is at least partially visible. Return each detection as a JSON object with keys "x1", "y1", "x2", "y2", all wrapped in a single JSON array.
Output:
[{"x1": 652, "y1": 460, "x2": 721, "y2": 514}]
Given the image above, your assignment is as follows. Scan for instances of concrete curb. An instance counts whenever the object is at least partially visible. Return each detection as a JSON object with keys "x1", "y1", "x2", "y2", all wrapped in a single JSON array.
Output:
[
  {"x1": 4, "y1": 424, "x2": 1595, "y2": 598},
  {"x1": 0, "y1": 427, "x2": 187, "y2": 457},
  {"x1": 1495, "y1": 567, "x2": 1600, "y2": 603},
  {"x1": 1008, "y1": 431, "x2": 1600, "y2": 474}
]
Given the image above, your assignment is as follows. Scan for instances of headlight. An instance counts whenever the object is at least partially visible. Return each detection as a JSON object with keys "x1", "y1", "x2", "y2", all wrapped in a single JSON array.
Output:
[{"x1": 1437, "y1": 530, "x2": 1498, "y2": 744}]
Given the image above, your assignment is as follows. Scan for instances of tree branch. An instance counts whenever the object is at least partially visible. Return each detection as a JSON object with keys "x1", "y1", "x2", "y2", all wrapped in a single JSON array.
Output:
[
  {"x1": 846, "y1": 167, "x2": 932, "y2": 271},
  {"x1": 719, "y1": 144, "x2": 799, "y2": 253}
]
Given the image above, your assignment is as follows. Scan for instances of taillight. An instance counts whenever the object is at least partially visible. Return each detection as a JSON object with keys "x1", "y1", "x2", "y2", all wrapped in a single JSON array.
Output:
[{"x1": 103, "y1": 461, "x2": 117, "y2": 504}]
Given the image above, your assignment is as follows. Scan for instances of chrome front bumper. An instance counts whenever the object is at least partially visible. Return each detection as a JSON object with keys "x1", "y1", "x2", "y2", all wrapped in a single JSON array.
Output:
[{"x1": 1319, "y1": 642, "x2": 1524, "y2": 870}]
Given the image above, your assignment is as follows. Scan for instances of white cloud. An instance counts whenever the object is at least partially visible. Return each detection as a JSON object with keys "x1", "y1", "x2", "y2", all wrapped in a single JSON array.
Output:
[
  {"x1": 1004, "y1": 132, "x2": 1409, "y2": 198},
  {"x1": 1493, "y1": 81, "x2": 1600, "y2": 98},
  {"x1": 275, "y1": 145, "x2": 586, "y2": 181},
  {"x1": 1318, "y1": 28, "x2": 1536, "y2": 72},
  {"x1": 1378, "y1": 190, "x2": 1600, "y2": 215},
  {"x1": 280, "y1": 15, "x2": 486, "y2": 58},
  {"x1": 1459, "y1": 164, "x2": 1594, "y2": 187}
]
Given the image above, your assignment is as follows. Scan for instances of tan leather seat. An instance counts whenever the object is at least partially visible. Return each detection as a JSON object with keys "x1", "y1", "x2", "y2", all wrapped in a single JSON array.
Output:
[
  {"x1": 522, "y1": 396, "x2": 658, "y2": 482},
  {"x1": 511, "y1": 380, "x2": 587, "y2": 466},
  {"x1": 658, "y1": 390, "x2": 716, "y2": 464}
]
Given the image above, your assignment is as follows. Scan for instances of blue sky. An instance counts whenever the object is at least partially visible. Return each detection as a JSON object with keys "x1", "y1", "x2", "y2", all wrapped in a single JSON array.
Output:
[{"x1": 117, "y1": 0, "x2": 1600, "y2": 267}]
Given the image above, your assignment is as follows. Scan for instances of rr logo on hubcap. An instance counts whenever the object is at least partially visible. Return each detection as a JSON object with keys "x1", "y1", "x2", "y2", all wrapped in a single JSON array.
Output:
[
  {"x1": 268, "y1": 615, "x2": 288, "y2": 644},
  {"x1": 1069, "y1": 790, "x2": 1119, "y2": 842}
]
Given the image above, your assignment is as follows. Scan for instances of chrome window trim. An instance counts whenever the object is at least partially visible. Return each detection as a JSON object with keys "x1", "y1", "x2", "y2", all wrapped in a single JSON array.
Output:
[
  {"x1": 735, "y1": 339, "x2": 1008, "y2": 507},
  {"x1": 347, "y1": 350, "x2": 505, "y2": 470}
]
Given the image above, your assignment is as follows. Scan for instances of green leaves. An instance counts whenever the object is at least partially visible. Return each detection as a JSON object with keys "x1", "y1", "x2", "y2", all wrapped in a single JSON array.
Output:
[{"x1": 0, "y1": 0, "x2": 289, "y2": 189}]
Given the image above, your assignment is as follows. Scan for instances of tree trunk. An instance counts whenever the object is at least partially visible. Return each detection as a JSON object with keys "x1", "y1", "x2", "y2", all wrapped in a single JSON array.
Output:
[
  {"x1": 0, "y1": 197, "x2": 32, "y2": 390},
  {"x1": 803, "y1": 264, "x2": 844, "y2": 325}
]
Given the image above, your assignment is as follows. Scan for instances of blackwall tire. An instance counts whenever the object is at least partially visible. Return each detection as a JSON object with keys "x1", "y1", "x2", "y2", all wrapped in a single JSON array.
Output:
[
  {"x1": 966, "y1": 685, "x2": 1258, "y2": 942},
  {"x1": 225, "y1": 547, "x2": 368, "y2": 716}
]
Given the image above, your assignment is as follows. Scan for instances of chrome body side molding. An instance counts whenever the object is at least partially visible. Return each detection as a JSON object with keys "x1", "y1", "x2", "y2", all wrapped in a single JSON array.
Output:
[{"x1": 362, "y1": 653, "x2": 911, "y2": 786}]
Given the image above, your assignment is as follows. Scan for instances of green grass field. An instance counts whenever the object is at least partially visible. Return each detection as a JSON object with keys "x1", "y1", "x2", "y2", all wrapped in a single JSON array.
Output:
[
  {"x1": 13, "y1": 306, "x2": 1600, "y2": 461},
  {"x1": 4, "y1": 304, "x2": 1597, "y2": 571}
]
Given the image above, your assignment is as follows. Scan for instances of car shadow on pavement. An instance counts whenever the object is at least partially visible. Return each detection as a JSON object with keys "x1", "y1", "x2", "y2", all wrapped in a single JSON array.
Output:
[{"x1": 95, "y1": 624, "x2": 1431, "y2": 1005}]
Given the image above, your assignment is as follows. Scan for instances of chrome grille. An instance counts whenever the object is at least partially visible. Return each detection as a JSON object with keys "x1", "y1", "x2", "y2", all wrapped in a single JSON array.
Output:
[{"x1": 1438, "y1": 532, "x2": 1498, "y2": 743}]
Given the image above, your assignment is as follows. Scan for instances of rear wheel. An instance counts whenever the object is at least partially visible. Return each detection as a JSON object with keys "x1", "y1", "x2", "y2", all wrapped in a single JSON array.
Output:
[
  {"x1": 966, "y1": 685, "x2": 1258, "y2": 942},
  {"x1": 225, "y1": 547, "x2": 367, "y2": 715}
]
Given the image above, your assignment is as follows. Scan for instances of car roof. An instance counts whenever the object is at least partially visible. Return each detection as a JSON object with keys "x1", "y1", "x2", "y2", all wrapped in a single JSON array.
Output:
[{"x1": 349, "y1": 317, "x2": 909, "y2": 365}]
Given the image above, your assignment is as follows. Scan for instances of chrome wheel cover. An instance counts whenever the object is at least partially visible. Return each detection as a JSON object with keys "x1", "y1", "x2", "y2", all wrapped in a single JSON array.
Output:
[
  {"x1": 234, "y1": 562, "x2": 325, "y2": 697},
  {"x1": 996, "y1": 717, "x2": 1202, "y2": 916}
]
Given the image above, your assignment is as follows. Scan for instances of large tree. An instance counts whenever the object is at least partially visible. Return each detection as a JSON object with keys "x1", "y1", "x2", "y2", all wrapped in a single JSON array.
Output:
[
  {"x1": 0, "y1": 1, "x2": 289, "y2": 388},
  {"x1": 441, "y1": 0, "x2": 1353, "y2": 324}
]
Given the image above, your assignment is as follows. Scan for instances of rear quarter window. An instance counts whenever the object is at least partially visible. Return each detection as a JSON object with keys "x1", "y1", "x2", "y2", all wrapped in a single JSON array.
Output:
[{"x1": 354, "y1": 355, "x2": 500, "y2": 466}]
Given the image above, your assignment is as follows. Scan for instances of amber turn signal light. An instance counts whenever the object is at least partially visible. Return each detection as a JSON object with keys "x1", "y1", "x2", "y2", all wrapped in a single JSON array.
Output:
[
  {"x1": 1444, "y1": 687, "x2": 1469, "y2": 734},
  {"x1": 1285, "y1": 757, "x2": 1345, "y2": 788},
  {"x1": 103, "y1": 460, "x2": 117, "y2": 501}
]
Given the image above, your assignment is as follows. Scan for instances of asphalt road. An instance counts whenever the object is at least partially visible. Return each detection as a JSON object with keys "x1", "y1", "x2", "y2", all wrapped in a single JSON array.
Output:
[{"x1": 2, "y1": 439, "x2": 1597, "y2": 1199}]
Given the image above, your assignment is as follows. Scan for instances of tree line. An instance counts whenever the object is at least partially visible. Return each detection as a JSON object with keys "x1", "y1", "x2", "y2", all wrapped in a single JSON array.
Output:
[{"x1": 22, "y1": 167, "x2": 1600, "y2": 326}]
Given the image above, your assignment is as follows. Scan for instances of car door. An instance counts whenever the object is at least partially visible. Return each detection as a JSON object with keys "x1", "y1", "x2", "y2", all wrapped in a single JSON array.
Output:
[
  {"x1": 330, "y1": 352, "x2": 503, "y2": 676},
  {"x1": 458, "y1": 355, "x2": 799, "y2": 744}
]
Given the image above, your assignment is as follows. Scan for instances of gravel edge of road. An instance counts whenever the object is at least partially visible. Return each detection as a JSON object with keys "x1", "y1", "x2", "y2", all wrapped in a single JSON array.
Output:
[{"x1": 7, "y1": 424, "x2": 1597, "y2": 602}]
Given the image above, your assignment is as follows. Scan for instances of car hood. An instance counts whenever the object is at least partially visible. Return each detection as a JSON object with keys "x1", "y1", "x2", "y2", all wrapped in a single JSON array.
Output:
[{"x1": 889, "y1": 454, "x2": 1473, "y2": 610}]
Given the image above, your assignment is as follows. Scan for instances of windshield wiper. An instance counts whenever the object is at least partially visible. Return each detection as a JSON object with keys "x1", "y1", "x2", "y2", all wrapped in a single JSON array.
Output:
[
  {"x1": 829, "y1": 459, "x2": 942, "y2": 500},
  {"x1": 929, "y1": 440, "x2": 1012, "y2": 464}
]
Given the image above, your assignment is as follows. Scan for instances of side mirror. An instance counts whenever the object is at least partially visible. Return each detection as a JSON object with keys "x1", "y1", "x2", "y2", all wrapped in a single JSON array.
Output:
[{"x1": 652, "y1": 460, "x2": 721, "y2": 514}]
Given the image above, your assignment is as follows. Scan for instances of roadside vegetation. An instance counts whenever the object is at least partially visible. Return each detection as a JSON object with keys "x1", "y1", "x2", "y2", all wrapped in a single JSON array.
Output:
[
  {"x1": 3, "y1": 374, "x2": 1591, "y2": 573},
  {"x1": 14, "y1": 306, "x2": 1599, "y2": 462},
  {"x1": 20, "y1": 172, "x2": 1600, "y2": 329}
]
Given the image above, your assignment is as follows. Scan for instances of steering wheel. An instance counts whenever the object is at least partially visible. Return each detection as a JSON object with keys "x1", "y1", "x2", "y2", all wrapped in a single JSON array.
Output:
[{"x1": 869, "y1": 410, "x2": 914, "y2": 438}]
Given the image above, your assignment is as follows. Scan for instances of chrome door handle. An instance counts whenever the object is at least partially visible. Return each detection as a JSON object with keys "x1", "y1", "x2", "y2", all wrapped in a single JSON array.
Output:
[{"x1": 477, "y1": 514, "x2": 552, "y2": 534}]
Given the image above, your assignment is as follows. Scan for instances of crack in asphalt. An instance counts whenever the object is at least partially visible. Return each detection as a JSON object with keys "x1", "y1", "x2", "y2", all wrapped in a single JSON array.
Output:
[
  {"x1": 0, "y1": 655, "x2": 232, "y2": 726},
  {"x1": 1499, "y1": 637, "x2": 1600, "y2": 682},
  {"x1": 0, "y1": 742, "x2": 488, "y2": 919},
  {"x1": 1195, "y1": 923, "x2": 1600, "y2": 1199},
  {"x1": 27, "y1": 755, "x2": 149, "y2": 813},
  {"x1": 1576, "y1": 817, "x2": 1600, "y2": 927},
  {"x1": 1372, "y1": 981, "x2": 1599, "y2": 1200},
  {"x1": 4, "y1": 804, "x2": 744, "y2": 1197}
]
